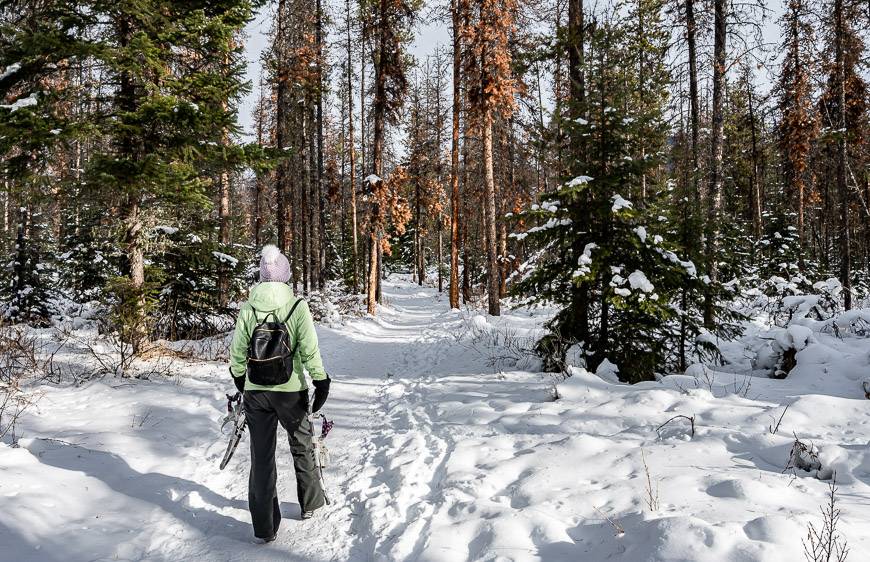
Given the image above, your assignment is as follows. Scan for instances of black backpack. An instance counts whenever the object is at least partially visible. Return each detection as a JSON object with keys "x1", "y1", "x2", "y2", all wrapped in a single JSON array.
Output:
[{"x1": 246, "y1": 299, "x2": 303, "y2": 386}]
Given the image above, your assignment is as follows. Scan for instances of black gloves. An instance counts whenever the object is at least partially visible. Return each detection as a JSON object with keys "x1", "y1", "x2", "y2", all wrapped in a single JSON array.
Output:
[
  {"x1": 311, "y1": 376, "x2": 330, "y2": 413},
  {"x1": 232, "y1": 369, "x2": 246, "y2": 394}
]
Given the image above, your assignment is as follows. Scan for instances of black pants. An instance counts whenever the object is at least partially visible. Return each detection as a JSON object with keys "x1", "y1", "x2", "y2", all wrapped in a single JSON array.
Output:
[{"x1": 244, "y1": 390, "x2": 325, "y2": 538}]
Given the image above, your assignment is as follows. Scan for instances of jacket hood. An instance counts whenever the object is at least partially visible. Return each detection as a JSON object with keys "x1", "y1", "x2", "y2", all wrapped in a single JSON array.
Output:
[{"x1": 247, "y1": 282, "x2": 295, "y2": 311}]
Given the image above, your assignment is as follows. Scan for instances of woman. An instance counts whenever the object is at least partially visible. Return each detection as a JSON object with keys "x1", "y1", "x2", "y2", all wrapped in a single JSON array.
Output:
[{"x1": 229, "y1": 244, "x2": 331, "y2": 542}]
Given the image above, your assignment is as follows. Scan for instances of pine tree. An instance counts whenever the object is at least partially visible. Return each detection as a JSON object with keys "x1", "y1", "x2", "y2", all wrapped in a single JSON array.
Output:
[
  {"x1": 464, "y1": 0, "x2": 517, "y2": 316},
  {"x1": 515, "y1": 4, "x2": 721, "y2": 382},
  {"x1": 778, "y1": 0, "x2": 817, "y2": 264},
  {"x1": 818, "y1": 0, "x2": 867, "y2": 310},
  {"x1": 448, "y1": 0, "x2": 465, "y2": 309},
  {"x1": 365, "y1": 0, "x2": 418, "y2": 314}
]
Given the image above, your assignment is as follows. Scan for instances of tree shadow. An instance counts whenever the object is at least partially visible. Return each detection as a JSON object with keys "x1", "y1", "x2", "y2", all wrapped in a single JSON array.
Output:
[{"x1": 23, "y1": 438, "x2": 250, "y2": 539}]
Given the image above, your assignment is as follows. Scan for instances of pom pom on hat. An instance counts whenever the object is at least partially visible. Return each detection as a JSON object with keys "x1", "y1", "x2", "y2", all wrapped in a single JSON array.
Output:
[{"x1": 260, "y1": 245, "x2": 291, "y2": 282}]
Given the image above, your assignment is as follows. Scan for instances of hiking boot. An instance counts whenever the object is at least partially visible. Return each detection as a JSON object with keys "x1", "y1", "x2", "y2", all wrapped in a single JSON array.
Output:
[{"x1": 256, "y1": 533, "x2": 277, "y2": 544}]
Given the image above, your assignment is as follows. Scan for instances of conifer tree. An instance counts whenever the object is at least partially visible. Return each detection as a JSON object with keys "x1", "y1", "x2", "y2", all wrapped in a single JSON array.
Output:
[
  {"x1": 818, "y1": 0, "x2": 867, "y2": 310},
  {"x1": 365, "y1": 0, "x2": 417, "y2": 314},
  {"x1": 515, "y1": 4, "x2": 720, "y2": 381},
  {"x1": 464, "y1": 0, "x2": 517, "y2": 316},
  {"x1": 778, "y1": 0, "x2": 816, "y2": 263}
]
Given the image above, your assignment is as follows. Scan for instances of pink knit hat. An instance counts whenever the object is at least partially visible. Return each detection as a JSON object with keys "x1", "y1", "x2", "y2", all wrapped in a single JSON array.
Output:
[{"x1": 260, "y1": 245, "x2": 291, "y2": 283}]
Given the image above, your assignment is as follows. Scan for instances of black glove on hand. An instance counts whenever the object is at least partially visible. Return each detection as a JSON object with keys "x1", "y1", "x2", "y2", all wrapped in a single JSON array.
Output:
[
  {"x1": 311, "y1": 376, "x2": 330, "y2": 413},
  {"x1": 231, "y1": 369, "x2": 246, "y2": 394}
]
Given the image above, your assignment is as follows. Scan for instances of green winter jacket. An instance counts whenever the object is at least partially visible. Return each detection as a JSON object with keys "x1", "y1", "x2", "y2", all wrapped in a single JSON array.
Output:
[{"x1": 229, "y1": 282, "x2": 327, "y2": 392}]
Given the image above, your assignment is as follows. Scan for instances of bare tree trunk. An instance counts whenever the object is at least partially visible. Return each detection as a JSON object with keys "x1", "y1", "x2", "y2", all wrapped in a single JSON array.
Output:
[
  {"x1": 302, "y1": 105, "x2": 312, "y2": 294},
  {"x1": 482, "y1": 108, "x2": 500, "y2": 316},
  {"x1": 253, "y1": 87, "x2": 266, "y2": 247},
  {"x1": 347, "y1": 0, "x2": 359, "y2": 292},
  {"x1": 367, "y1": 232, "x2": 378, "y2": 314},
  {"x1": 116, "y1": 16, "x2": 147, "y2": 355},
  {"x1": 217, "y1": 168, "x2": 230, "y2": 305},
  {"x1": 415, "y1": 179, "x2": 423, "y2": 285},
  {"x1": 437, "y1": 224, "x2": 444, "y2": 292},
  {"x1": 125, "y1": 198, "x2": 146, "y2": 354},
  {"x1": 308, "y1": 103, "x2": 320, "y2": 290},
  {"x1": 704, "y1": 0, "x2": 726, "y2": 327},
  {"x1": 448, "y1": 0, "x2": 462, "y2": 309},
  {"x1": 461, "y1": 103, "x2": 471, "y2": 304},
  {"x1": 568, "y1": 0, "x2": 585, "y2": 108},
  {"x1": 500, "y1": 118, "x2": 513, "y2": 298},
  {"x1": 834, "y1": 0, "x2": 852, "y2": 310},
  {"x1": 367, "y1": 0, "x2": 388, "y2": 315},
  {"x1": 685, "y1": 0, "x2": 701, "y2": 208},
  {"x1": 360, "y1": 8, "x2": 368, "y2": 184},
  {"x1": 1, "y1": 180, "x2": 8, "y2": 242},
  {"x1": 747, "y1": 76, "x2": 762, "y2": 240},
  {"x1": 316, "y1": 0, "x2": 327, "y2": 289},
  {"x1": 275, "y1": 0, "x2": 290, "y2": 257}
]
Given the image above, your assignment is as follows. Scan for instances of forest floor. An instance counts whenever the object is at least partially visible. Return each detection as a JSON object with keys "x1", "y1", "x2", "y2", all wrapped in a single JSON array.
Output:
[{"x1": 2, "y1": 276, "x2": 870, "y2": 561}]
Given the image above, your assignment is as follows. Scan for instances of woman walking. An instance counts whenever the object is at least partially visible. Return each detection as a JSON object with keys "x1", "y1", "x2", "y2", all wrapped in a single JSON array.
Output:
[{"x1": 229, "y1": 245, "x2": 331, "y2": 542}]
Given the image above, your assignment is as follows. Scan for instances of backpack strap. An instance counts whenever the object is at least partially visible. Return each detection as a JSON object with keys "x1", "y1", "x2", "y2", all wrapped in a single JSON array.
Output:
[
  {"x1": 283, "y1": 298, "x2": 304, "y2": 324},
  {"x1": 283, "y1": 298, "x2": 305, "y2": 357}
]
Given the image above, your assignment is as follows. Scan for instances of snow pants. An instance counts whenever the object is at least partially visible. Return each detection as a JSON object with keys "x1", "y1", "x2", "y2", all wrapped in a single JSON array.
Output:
[{"x1": 244, "y1": 390, "x2": 326, "y2": 539}]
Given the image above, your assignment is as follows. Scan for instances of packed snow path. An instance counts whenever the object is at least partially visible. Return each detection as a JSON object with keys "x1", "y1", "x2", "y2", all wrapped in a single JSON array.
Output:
[{"x1": 3, "y1": 278, "x2": 870, "y2": 561}]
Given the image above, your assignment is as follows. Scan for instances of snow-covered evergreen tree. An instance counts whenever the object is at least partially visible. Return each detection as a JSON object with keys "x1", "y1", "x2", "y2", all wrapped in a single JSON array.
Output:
[{"x1": 515, "y1": 5, "x2": 729, "y2": 382}]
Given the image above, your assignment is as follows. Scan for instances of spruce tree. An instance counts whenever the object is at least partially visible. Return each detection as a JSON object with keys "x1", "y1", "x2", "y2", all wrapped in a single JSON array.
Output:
[{"x1": 515, "y1": 5, "x2": 726, "y2": 382}]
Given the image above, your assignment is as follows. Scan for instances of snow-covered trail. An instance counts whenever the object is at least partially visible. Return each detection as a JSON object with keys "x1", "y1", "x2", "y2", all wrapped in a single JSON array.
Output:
[
  {"x1": 0, "y1": 280, "x2": 489, "y2": 561},
  {"x1": 3, "y1": 278, "x2": 870, "y2": 561}
]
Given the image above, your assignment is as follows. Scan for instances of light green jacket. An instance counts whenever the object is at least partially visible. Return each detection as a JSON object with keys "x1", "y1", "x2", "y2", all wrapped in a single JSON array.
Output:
[{"x1": 229, "y1": 282, "x2": 327, "y2": 392}]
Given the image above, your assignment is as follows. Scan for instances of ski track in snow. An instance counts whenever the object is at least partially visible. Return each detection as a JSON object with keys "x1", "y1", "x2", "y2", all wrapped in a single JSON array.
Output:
[{"x1": 3, "y1": 278, "x2": 870, "y2": 561}]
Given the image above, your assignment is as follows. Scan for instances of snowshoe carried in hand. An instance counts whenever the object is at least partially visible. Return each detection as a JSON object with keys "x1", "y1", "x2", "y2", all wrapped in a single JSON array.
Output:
[{"x1": 220, "y1": 392, "x2": 246, "y2": 470}]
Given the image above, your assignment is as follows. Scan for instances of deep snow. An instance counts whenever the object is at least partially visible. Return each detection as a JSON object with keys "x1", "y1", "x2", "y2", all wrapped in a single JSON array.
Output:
[{"x1": 2, "y1": 278, "x2": 870, "y2": 561}]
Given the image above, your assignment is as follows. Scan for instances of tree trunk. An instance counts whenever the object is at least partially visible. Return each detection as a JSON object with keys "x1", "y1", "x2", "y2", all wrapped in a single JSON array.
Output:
[
  {"x1": 253, "y1": 83, "x2": 266, "y2": 248},
  {"x1": 704, "y1": 0, "x2": 726, "y2": 327},
  {"x1": 217, "y1": 168, "x2": 230, "y2": 306},
  {"x1": 275, "y1": 0, "x2": 290, "y2": 256},
  {"x1": 834, "y1": 0, "x2": 852, "y2": 310},
  {"x1": 347, "y1": 0, "x2": 359, "y2": 292},
  {"x1": 367, "y1": 232, "x2": 378, "y2": 314},
  {"x1": 437, "y1": 223, "x2": 444, "y2": 292},
  {"x1": 309, "y1": 103, "x2": 320, "y2": 290},
  {"x1": 500, "y1": 118, "x2": 513, "y2": 297},
  {"x1": 367, "y1": 0, "x2": 388, "y2": 315},
  {"x1": 482, "y1": 108, "x2": 500, "y2": 316},
  {"x1": 116, "y1": 15, "x2": 147, "y2": 355},
  {"x1": 416, "y1": 183, "x2": 424, "y2": 285},
  {"x1": 125, "y1": 198, "x2": 146, "y2": 354},
  {"x1": 568, "y1": 0, "x2": 585, "y2": 108},
  {"x1": 448, "y1": 0, "x2": 462, "y2": 309},
  {"x1": 316, "y1": 0, "x2": 327, "y2": 289},
  {"x1": 746, "y1": 76, "x2": 762, "y2": 240},
  {"x1": 685, "y1": 0, "x2": 701, "y2": 210},
  {"x1": 302, "y1": 105, "x2": 312, "y2": 293}
]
